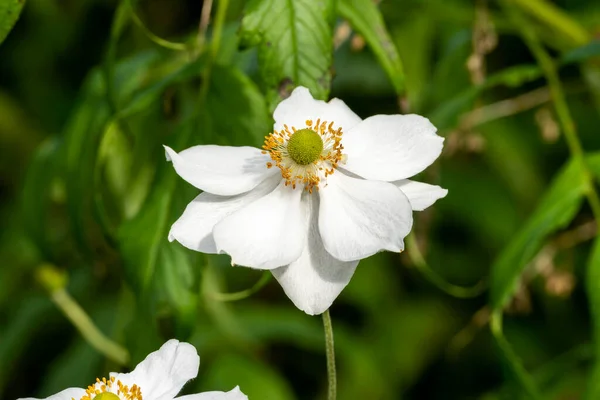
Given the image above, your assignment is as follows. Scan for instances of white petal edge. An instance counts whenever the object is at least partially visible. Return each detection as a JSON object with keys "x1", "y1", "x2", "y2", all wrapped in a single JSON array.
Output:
[
  {"x1": 109, "y1": 339, "x2": 199, "y2": 400},
  {"x1": 213, "y1": 180, "x2": 306, "y2": 270},
  {"x1": 273, "y1": 87, "x2": 362, "y2": 133},
  {"x1": 272, "y1": 195, "x2": 359, "y2": 315},
  {"x1": 319, "y1": 172, "x2": 413, "y2": 262},
  {"x1": 394, "y1": 179, "x2": 448, "y2": 211},
  {"x1": 17, "y1": 388, "x2": 86, "y2": 400},
  {"x1": 342, "y1": 114, "x2": 444, "y2": 181},
  {"x1": 165, "y1": 145, "x2": 275, "y2": 196},
  {"x1": 169, "y1": 175, "x2": 280, "y2": 253},
  {"x1": 177, "y1": 386, "x2": 248, "y2": 400}
]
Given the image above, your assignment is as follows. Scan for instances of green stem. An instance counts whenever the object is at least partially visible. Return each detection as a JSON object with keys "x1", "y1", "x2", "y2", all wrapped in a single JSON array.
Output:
[
  {"x1": 127, "y1": 0, "x2": 189, "y2": 51},
  {"x1": 210, "y1": 271, "x2": 272, "y2": 302},
  {"x1": 322, "y1": 309, "x2": 337, "y2": 400},
  {"x1": 508, "y1": 0, "x2": 589, "y2": 46},
  {"x1": 490, "y1": 310, "x2": 542, "y2": 399},
  {"x1": 209, "y1": 0, "x2": 228, "y2": 60},
  {"x1": 51, "y1": 289, "x2": 130, "y2": 366},
  {"x1": 406, "y1": 234, "x2": 487, "y2": 298},
  {"x1": 196, "y1": 0, "x2": 228, "y2": 130},
  {"x1": 502, "y1": 2, "x2": 600, "y2": 222}
]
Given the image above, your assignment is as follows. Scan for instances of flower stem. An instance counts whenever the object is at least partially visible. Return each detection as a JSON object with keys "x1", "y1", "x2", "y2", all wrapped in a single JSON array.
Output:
[
  {"x1": 36, "y1": 264, "x2": 130, "y2": 366},
  {"x1": 210, "y1": 271, "x2": 272, "y2": 302},
  {"x1": 406, "y1": 233, "x2": 487, "y2": 298},
  {"x1": 502, "y1": 1, "x2": 600, "y2": 222},
  {"x1": 322, "y1": 309, "x2": 337, "y2": 400},
  {"x1": 51, "y1": 289, "x2": 130, "y2": 366}
]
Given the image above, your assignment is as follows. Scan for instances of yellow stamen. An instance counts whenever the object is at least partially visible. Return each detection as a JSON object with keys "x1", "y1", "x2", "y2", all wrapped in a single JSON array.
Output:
[
  {"x1": 262, "y1": 118, "x2": 345, "y2": 193},
  {"x1": 70, "y1": 376, "x2": 143, "y2": 400}
]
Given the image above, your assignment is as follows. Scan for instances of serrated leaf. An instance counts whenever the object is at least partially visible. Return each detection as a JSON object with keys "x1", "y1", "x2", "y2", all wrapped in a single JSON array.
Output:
[
  {"x1": 489, "y1": 155, "x2": 600, "y2": 310},
  {"x1": 0, "y1": 0, "x2": 24, "y2": 46},
  {"x1": 339, "y1": 0, "x2": 404, "y2": 94},
  {"x1": 239, "y1": 0, "x2": 335, "y2": 109}
]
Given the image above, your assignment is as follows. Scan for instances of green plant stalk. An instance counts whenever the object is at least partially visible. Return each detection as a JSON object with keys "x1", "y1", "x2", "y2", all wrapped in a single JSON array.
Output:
[
  {"x1": 502, "y1": 2, "x2": 600, "y2": 223},
  {"x1": 490, "y1": 310, "x2": 542, "y2": 399},
  {"x1": 196, "y1": 0, "x2": 229, "y2": 122},
  {"x1": 508, "y1": 0, "x2": 589, "y2": 46},
  {"x1": 210, "y1": 0, "x2": 228, "y2": 60},
  {"x1": 127, "y1": 0, "x2": 189, "y2": 51},
  {"x1": 406, "y1": 233, "x2": 486, "y2": 298},
  {"x1": 210, "y1": 271, "x2": 272, "y2": 302},
  {"x1": 51, "y1": 288, "x2": 130, "y2": 366},
  {"x1": 322, "y1": 309, "x2": 337, "y2": 400}
]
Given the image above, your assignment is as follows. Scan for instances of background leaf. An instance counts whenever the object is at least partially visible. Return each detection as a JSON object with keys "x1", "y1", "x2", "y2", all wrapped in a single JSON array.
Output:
[
  {"x1": 489, "y1": 155, "x2": 596, "y2": 310},
  {"x1": 338, "y1": 0, "x2": 405, "y2": 95}
]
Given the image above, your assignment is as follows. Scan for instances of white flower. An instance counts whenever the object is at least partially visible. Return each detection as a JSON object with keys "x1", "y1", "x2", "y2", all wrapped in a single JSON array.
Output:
[
  {"x1": 18, "y1": 340, "x2": 247, "y2": 400},
  {"x1": 166, "y1": 87, "x2": 447, "y2": 315}
]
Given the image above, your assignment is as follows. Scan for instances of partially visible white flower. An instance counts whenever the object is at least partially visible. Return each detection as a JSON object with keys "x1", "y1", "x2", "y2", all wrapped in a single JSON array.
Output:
[
  {"x1": 166, "y1": 87, "x2": 447, "y2": 315},
  {"x1": 18, "y1": 340, "x2": 247, "y2": 400}
]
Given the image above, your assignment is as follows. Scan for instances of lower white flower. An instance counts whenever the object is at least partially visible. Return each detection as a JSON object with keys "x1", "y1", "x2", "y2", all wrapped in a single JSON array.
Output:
[
  {"x1": 18, "y1": 340, "x2": 247, "y2": 400},
  {"x1": 166, "y1": 87, "x2": 448, "y2": 315}
]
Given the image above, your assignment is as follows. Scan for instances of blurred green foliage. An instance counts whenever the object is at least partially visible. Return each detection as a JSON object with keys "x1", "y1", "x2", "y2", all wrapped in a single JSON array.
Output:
[{"x1": 2, "y1": 0, "x2": 600, "y2": 399}]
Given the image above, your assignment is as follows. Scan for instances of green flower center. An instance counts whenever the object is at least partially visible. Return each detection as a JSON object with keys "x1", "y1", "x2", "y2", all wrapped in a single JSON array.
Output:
[
  {"x1": 287, "y1": 129, "x2": 323, "y2": 165},
  {"x1": 93, "y1": 393, "x2": 120, "y2": 400}
]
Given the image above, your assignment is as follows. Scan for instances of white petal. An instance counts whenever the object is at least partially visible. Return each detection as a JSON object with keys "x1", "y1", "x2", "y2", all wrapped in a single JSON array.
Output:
[
  {"x1": 341, "y1": 114, "x2": 443, "y2": 181},
  {"x1": 177, "y1": 387, "x2": 248, "y2": 400},
  {"x1": 273, "y1": 87, "x2": 362, "y2": 133},
  {"x1": 394, "y1": 179, "x2": 448, "y2": 211},
  {"x1": 213, "y1": 181, "x2": 306, "y2": 269},
  {"x1": 164, "y1": 145, "x2": 275, "y2": 196},
  {"x1": 318, "y1": 172, "x2": 413, "y2": 261},
  {"x1": 110, "y1": 339, "x2": 199, "y2": 400},
  {"x1": 18, "y1": 388, "x2": 86, "y2": 400},
  {"x1": 272, "y1": 195, "x2": 359, "y2": 315},
  {"x1": 169, "y1": 175, "x2": 280, "y2": 253}
]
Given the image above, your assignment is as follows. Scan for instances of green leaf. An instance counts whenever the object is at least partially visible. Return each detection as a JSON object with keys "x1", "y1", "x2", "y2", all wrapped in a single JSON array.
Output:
[
  {"x1": 585, "y1": 236, "x2": 600, "y2": 400},
  {"x1": 117, "y1": 60, "x2": 267, "y2": 336},
  {"x1": 207, "y1": 65, "x2": 270, "y2": 147},
  {"x1": 117, "y1": 120, "x2": 200, "y2": 336},
  {"x1": 338, "y1": 0, "x2": 405, "y2": 94},
  {"x1": 200, "y1": 353, "x2": 296, "y2": 400},
  {"x1": 489, "y1": 155, "x2": 598, "y2": 310},
  {"x1": 0, "y1": 297, "x2": 53, "y2": 393},
  {"x1": 21, "y1": 138, "x2": 61, "y2": 260},
  {"x1": 0, "y1": 0, "x2": 24, "y2": 46},
  {"x1": 560, "y1": 39, "x2": 600, "y2": 65},
  {"x1": 239, "y1": 0, "x2": 335, "y2": 109}
]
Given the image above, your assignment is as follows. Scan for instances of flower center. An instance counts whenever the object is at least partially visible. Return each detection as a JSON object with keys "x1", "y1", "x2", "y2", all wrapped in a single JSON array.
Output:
[
  {"x1": 286, "y1": 129, "x2": 323, "y2": 165},
  {"x1": 262, "y1": 118, "x2": 345, "y2": 193},
  {"x1": 93, "y1": 394, "x2": 120, "y2": 400},
  {"x1": 73, "y1": 377, "x2": 143, "y2": 400}
]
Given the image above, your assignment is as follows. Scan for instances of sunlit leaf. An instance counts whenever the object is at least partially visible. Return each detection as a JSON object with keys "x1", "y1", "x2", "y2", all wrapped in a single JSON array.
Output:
[
  {"x1": 0, "y1": 0, "x2": 24, "y2": 46},
  {"x1": 339, "y1": 0, "x2": 405, "y2": 94},
  {"x1": 239, "y1": 0, "x2": 335, "y2": 109}
]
